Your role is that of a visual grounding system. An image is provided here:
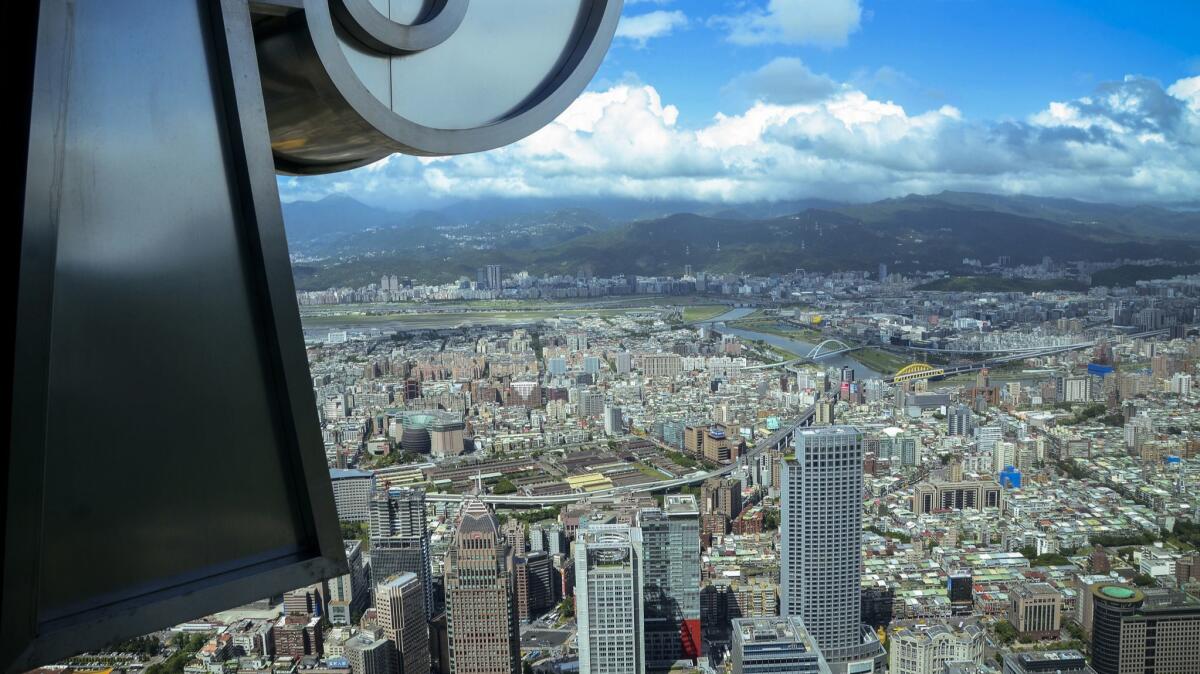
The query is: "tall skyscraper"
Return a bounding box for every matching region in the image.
[639,495,701,667]
[781,426,885,674]
[444,498,520,674]
[376,573,431,674]
[576,524,645,674]
[486,264,503,291]
[370,487,434,621]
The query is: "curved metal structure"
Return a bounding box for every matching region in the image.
[7,0,623,670]
[807,338,852,358]
[892,362,945,383]
[254,0,624,173]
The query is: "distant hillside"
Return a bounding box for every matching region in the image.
[913,277,1089,293]
[281,192,1200,290]
[1091,264,1200,287]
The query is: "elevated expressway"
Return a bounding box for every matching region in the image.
[425,405,817,506]
[885,328,1170,384]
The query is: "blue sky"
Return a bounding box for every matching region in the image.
[599,0,1199,124]
[280,0,1200,208]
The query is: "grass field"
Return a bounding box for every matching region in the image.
[853,348,910,375]
[681,304,728,322]
[727,317,824,343]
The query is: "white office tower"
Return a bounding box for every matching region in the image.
[575,524,645,674]
[376,572,430,674]
[604,404,624,436]
[781,426,885,674]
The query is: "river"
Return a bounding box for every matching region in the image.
[698,308,882,380]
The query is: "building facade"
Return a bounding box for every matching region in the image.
[781,426,885,673]
[329,540,370,625]
[575,524,646,674]
[888,624,984,674]
[377,572,430,674]
[1091,584,1200,674]
[370,487,434,621]
[444,499,520,674]
[639,495,702,667]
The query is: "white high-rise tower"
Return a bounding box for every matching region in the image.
[781,426,885,674]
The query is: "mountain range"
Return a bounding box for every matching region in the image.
[282,191,1200,290]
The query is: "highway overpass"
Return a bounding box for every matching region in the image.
[425,404,817,506]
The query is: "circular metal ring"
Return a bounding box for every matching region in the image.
[256,0,623,173]
[331,0,469,54]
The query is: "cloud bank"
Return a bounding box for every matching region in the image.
[616,10,688,46]
[278,73,1200,208]
[712,0,863,47]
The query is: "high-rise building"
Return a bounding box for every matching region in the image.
[639,495,702,667]
[329,540,370,625]
[513,551,556,622]
[377,573,431,674]
[947,404,973,437]
[615,352,632,374]
[370,487,434,621]
[701,477,742,521]
[1091,584,1200,674]
[344,634,395,674]
[575,524,646,674]
[604,404,624,436]
[485,264,503,291]
[731,617,832,674]
[579,389,606,418]
[781,426,885,673]
[640,353,682,378]
[330,468,375,523]
[430,415,466,458]
[444,499,520,674]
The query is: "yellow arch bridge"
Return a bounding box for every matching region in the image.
[890,362,946,383]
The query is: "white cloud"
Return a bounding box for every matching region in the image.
[1168,75,1200,112]
[713,0,862,47]
[616,10,687,46]
[279,74,1200,208]
[722,57,841,104]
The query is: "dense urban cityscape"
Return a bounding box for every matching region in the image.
[15,0,1200,672]
[43,261,1200,674]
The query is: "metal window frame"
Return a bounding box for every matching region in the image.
[2,2,346,670]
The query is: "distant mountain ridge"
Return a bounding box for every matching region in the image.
[281,191,1200,289]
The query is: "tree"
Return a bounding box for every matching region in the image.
[1133,573,1157,587]
[558,596,575,619]
[762,508,781,531]
[994,620,1018,645]
[1020,545,1037,560]
[494,478,518,495]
